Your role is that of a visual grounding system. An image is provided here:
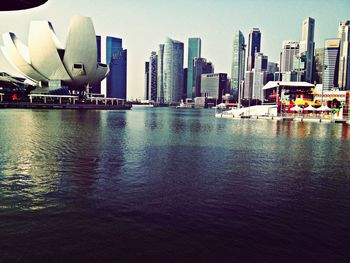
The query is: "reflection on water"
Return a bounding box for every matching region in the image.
[0,108,350,262]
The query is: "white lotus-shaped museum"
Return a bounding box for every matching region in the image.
[1,16,108,90]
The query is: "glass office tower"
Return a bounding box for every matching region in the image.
[187,38,201,99]
[148,51,158,101]
[106,36,127,99]
[247,28,261,71]
[231,30,245,101]
[299,17,315,83]
[163,37,184,104]
[144,61,149,100]
[157,44,164,103]
[323,38,341,91]
[91,36,127,98]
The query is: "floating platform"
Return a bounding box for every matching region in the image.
[0,102,132,110]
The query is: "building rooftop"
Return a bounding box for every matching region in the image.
[263,81,314,90]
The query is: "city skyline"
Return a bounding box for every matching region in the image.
[0,0,349,99]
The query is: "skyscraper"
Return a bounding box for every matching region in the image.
[148,51,158,101]
[187,38,201,98]
[106,37,122,64]
[93,36,127,98]
[247,28,261,71]
[252,52,268,102]
[231,30,245,101]
[157,44,164,103]
[323,38,340,91]
[338,21,350,90]
[243,71,254,100]
[299,17,315,83]
[314,48,325,84]
[281,40,299,73]
[183,68,188,99]
[163,37,184,104]
[193,57,214,97]
[106,36,127,99]
[144,61,149,100]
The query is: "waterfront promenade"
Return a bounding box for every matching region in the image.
[0,98,132,110]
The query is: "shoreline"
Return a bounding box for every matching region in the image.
[0,102,132,110]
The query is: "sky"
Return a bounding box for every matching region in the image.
[0,0,349,99]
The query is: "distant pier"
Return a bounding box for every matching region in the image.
[0,93,132,110]
[0,102,132,110]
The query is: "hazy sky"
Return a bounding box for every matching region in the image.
[0,0,349,99]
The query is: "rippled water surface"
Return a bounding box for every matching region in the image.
[0,108,350,262]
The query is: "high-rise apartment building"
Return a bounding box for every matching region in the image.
[162,37,184,104]
[231,30,245,101]
[247,28,261,71]
[338,21,350,90]
[323,39,341,91]
[187,38,201,98]
[148,51,158,101]
[299,17,315,83]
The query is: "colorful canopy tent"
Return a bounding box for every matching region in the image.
[304,105,316,111]
[316,105,332,111]
[290,105,303,111]
[294,99,314,106]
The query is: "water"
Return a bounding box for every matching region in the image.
[0,108,350,263]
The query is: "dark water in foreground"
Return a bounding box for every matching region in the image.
[0,108,350,263]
